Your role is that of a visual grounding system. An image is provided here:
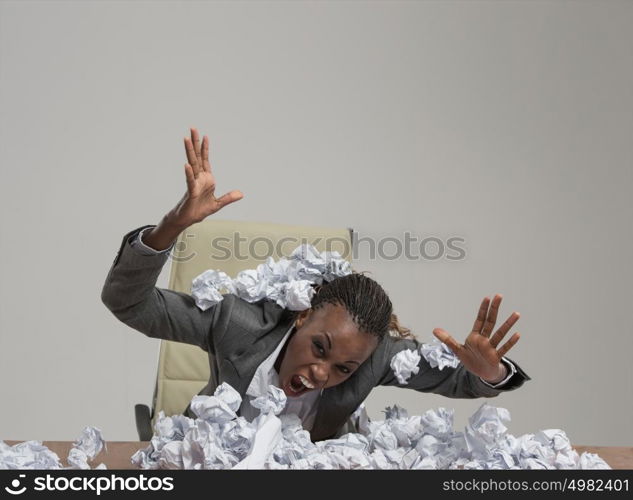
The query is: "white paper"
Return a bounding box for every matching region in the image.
[250,385,287,416]
[1,387,612,471]
[128,381,614,471]
[420,338,461,370]
[231,412,282,469]
[390,348,421,384]
[191,270,236,311]
[190,243,352,312]
[0,426,106,470]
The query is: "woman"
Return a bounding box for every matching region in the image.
[101,127,531,442]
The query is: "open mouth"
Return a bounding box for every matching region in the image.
[286,374,315,396]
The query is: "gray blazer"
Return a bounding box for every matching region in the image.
[101,224,532,441]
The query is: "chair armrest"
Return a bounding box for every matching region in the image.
[134,403,153,441]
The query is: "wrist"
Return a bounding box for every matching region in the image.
[140,211,189,252]
[164,207,193,231]
[483,362,508,384]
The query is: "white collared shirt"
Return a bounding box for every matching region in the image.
[238,322,322,431]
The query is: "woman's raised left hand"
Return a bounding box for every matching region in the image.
[432,294,521,383]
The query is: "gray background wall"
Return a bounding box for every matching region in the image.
[0,0,631,446]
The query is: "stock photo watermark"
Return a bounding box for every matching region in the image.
[163,230,467,263]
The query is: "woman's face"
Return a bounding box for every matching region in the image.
[275,302,379,398]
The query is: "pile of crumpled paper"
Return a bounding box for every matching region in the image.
[0,385,610,470]
[190,243,352,311]
[0,426,106,470]
[130,382,610,470]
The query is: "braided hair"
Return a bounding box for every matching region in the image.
[294,271,414,340]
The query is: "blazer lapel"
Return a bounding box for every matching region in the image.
[224,311,295,397]
[310,361,375,441]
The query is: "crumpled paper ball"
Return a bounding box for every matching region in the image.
[0,426,107,470]
[191,243,352,311]
[390,348,422,384]
[420,338,460,370]
[390,339,463,385]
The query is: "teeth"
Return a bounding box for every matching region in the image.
[299,375,314,389]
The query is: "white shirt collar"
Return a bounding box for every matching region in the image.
[245,322,296,398]
[241,320,322,430]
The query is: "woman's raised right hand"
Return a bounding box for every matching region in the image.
[171,127,244,227]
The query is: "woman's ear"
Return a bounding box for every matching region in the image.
[295,308,312,329]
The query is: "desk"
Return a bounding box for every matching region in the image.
[4,441,149,470]
[4,441,632,469]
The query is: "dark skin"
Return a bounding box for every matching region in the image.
[273,302,379,398]
[433,294,521,383]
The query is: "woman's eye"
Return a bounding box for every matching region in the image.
[313,340,325,356]
[338,366,350,374]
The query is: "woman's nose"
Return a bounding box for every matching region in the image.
[310,363,329,386]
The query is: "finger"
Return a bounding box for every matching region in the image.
[481,293,503,338]
[471,297,490,334]
[202,135,211,173]
[184,137,199,176]
[215,190,244,210]
[489,312,520,348]
[496,332,520,358]
[184,163,195,191]
[432,328,462,356]
[191,127,203,168]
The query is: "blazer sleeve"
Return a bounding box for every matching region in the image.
[100,224,230,353]
[375,335,532,398]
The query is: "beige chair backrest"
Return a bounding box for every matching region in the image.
[150,218,354,428]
